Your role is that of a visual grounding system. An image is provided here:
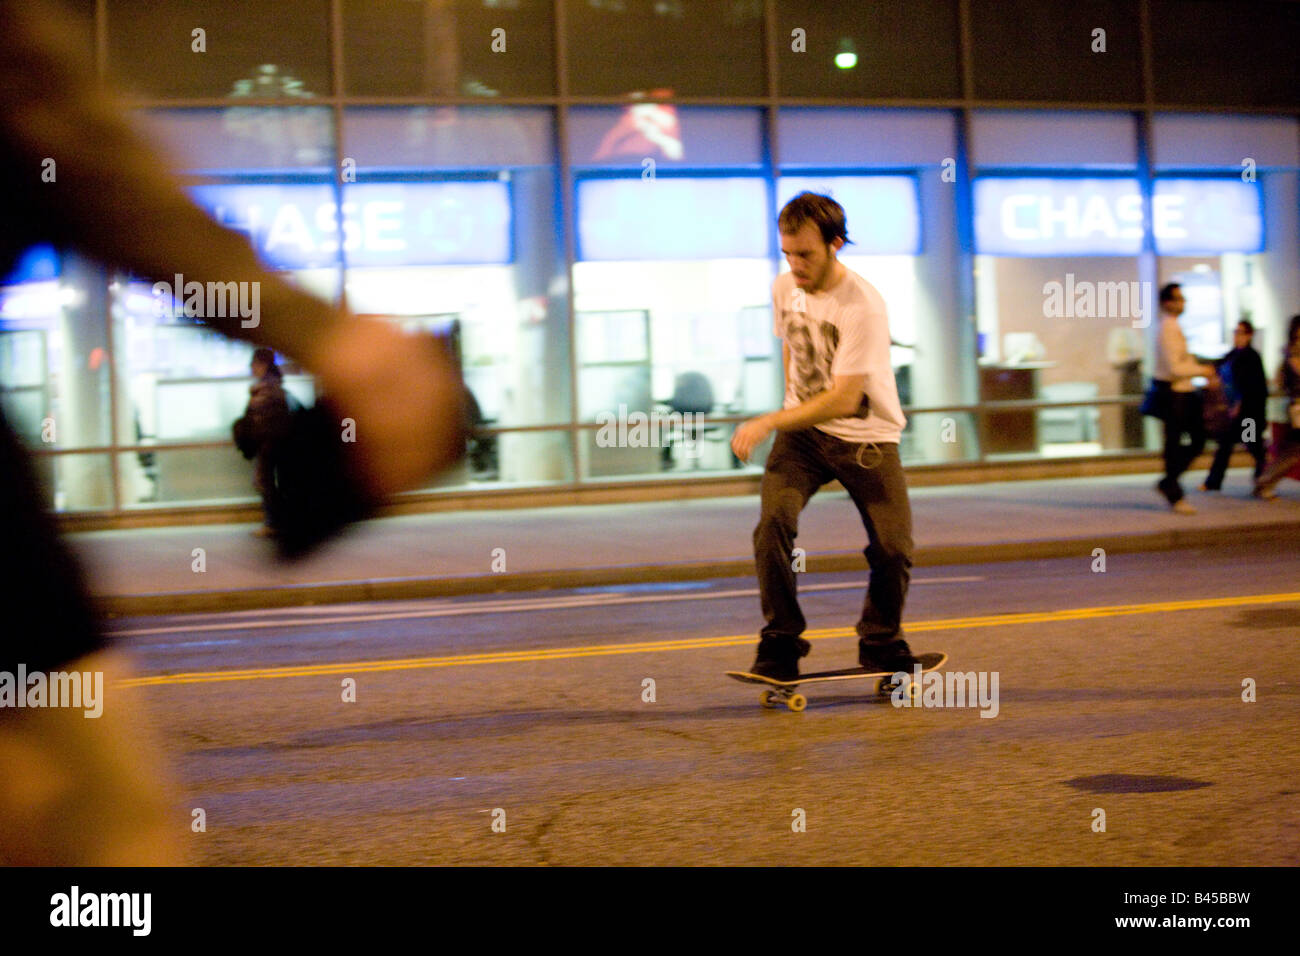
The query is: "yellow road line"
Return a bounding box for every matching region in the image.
[116,590,1300,689]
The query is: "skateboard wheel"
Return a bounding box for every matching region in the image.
[876,677,896,696]
[761,690,780,709]
[787,694,807,713]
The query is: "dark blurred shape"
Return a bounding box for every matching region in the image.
[266,398,371,559]
[1151,0,1300,108]
[776,0,961,99]
[565,0,764,97]
[968,0,1143,103]
[270,331,467,559]
[342,0,556,97]
[1066,773,1211,793]
[105,0,332,100]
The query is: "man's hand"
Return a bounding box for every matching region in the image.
[731,414,774,464]
[306,317,467,499]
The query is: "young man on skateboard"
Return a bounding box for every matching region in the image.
[731,192,916,682]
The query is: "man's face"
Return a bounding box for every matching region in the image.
[1234,324,1252,347]
[1163,287,1186,317]
[781,222,841,293]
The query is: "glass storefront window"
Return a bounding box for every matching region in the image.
[777,108,971,466]
[0,250,114,510]
[969,0,1143,103]
[107,0,333,100]
[973,248,1146,458]
[563,0,765,98]
[110,108,338,507]
[1151,0,1300,109]
[13,0,1300,521]
[110,277,316,507]
[570,106,768,480]
[341,107,568,488]
[1152,115,1300,412]
[775,0,961,100]
[342,0,556,97]
[972,175,1149,457]
[970,111,1147,459]
[900,411,979,466]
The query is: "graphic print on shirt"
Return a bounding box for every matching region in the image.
[783,310,869,418]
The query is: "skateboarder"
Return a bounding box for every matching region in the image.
[731,192,916,682]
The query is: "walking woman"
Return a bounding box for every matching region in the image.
[235,348,295,535]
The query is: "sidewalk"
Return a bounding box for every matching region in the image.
[71,471,1300,616]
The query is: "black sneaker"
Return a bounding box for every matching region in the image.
[748,656,800,683]
[858,638,916,674]
[748,635,810,682]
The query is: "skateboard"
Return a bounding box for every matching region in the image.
[726,652,948,712]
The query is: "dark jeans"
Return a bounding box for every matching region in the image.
[753,428,913,659]
[1204,411,1267,489]
[1159,391,1205,504]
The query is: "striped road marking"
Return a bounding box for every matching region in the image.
[117,590,1300,688]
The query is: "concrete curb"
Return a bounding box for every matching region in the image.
[94,519,1300,618]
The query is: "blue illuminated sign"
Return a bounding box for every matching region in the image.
[4,244,59,284]
[577,177,769,260]
[1151,179,1263,256]
[777,177,921,255]
[189,181,512,269]
[974,177,1263,256]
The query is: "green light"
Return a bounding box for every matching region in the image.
[835,51,857,69]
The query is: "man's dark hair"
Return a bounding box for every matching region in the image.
[778,191,852,246]
[1158,282,1181,305]
[251,347,281,377]
[1237,319,1254,335]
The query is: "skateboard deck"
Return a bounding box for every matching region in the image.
[726,652,948,712]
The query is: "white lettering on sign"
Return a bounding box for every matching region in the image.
[978,177,1260,255]
[219,200,409,258]
[1151,193,1187,239]
[999,191,1149,242]
[266,203,315,254]
[363,200,406,252]
[314,202,363,253]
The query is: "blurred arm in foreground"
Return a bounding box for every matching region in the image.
[0,0,465,864]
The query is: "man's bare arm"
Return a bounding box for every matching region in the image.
[731,373,866,462]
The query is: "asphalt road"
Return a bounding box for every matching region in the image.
[108,539,1300,866]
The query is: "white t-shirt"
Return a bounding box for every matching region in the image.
[772,267,906,444]
[1153,313,1204,393]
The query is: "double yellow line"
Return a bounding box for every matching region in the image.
[118,591,1300,689]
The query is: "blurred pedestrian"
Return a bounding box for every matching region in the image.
[234,348,297,536]
[1201,319,1268,492]
[1151,283,1217,514]
[1253,315,1300,500]
[0,0,464,864]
